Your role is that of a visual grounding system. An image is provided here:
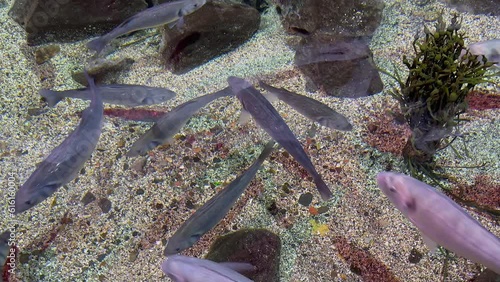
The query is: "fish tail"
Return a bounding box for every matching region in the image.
[314,177,333,201]
[87,37,107,53]
[39,89,62,107]
[258,141,276,161]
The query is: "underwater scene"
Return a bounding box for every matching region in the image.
[0,0,499,281]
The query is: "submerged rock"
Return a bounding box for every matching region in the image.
[294,36,383,97]
[206,229,281,282]
[439,0,500,16]
[160,0,260,74]
[273,0,384,38]
[8,0,147,45]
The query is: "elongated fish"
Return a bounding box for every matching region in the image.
[228,76,333,201]
[40,84,176,107]
[15,72,104,214]
[87,0,206,53]
[162,255,254,282]
[165,141,275,255]
[467,39,500,68]
[127,87,233,157]
[376,172,500,274]
[258,81,353,131]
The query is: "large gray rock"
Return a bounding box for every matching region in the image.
[272,0,385,98]
[8,0,147,45]
[160,0,260,74]
[294,36,383,98]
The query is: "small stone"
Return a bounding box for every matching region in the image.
[135,189,145,195]
[81,191,96,206]
[72,58,135,86]
[298,192,313,206]
[98,198,112,213]
[408,248,423,264]
[34,44,60,64]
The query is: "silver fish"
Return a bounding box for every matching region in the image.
[258,81,353,131]
[127,87,233,157]
[15,72,104,213]
[87,0,207,53]
[228,76,333,201]
[165,141,275,255]
[162,255,254,282]
[40,84,176,107]
[466,39,500,68]
[377,172,500,274]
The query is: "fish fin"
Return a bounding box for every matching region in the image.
[169,17,184,30]
[39,89,62,107]
[421,232,438,253]
[218,262,255,273]
[87,37,107,53]
[238,109,252,125]
[314,178,333,201]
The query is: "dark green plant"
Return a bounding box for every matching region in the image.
[382,14,496,179]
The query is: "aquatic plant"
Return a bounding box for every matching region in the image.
[382,14,496,178]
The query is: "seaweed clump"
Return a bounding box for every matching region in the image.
[384,15,495,178]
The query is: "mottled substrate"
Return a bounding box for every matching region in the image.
[0,1,499,282]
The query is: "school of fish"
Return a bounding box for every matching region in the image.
[4,1,500,281]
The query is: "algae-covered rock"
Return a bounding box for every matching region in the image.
[206,229,281,282]
[160,0,260,74]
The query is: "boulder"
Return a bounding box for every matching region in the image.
[206,229,281,282]
[160,0,260,74]
[8,0,147,45]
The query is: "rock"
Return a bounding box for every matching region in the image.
[72,57,135,86]
[298,192,313,206]
[98,198,112,213]
[8,0,147,45]
[439,0,500,16]
[273,0,384,38]
[206,229,281,282]
[295,36,383,97]
[160,0,260,74]
[34,44,60,64]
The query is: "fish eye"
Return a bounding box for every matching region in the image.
[389,186,397,193]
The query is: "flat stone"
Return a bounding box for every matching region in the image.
[160,0,260,74]
[206,229,281,282]
[8,0,147,45]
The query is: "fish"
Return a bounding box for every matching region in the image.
[161,255,254,282]
[15,72,104,214]
[40,84,176,107]
[376,172,500,274]
[127,87,233,157]
[87,0,207,53]
[165,141,275,255]
[228,76,333,201]
[258,81,353,131]
[293,38,371,66]
[466,39,500,68]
